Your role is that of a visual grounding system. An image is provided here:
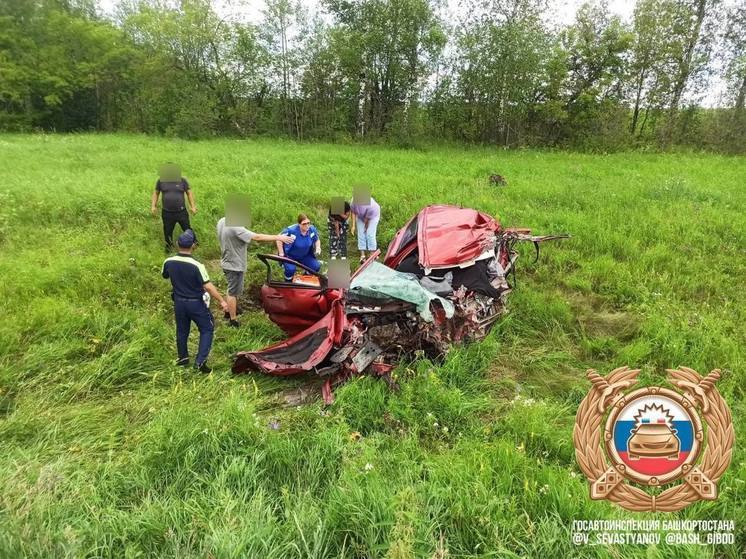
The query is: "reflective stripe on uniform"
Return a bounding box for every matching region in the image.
[163,254,210,283]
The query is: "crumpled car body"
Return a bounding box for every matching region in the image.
[384,205,503,272]
[257,254,342,336]
[233,205,567,403]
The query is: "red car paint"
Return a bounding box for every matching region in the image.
[256,254,341,336]
[384,205,501,270]
[233,297,347,376]
[260,283,341,335]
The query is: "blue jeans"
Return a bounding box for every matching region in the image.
[356,216,379,251]
[282,254,321,281]
[174,298,214,366]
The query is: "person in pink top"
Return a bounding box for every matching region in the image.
[350,196,380,263]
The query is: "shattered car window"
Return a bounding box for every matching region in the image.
[390,216,418,258]
[349,261,455,322]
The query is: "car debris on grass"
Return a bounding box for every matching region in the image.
[233,205,569,403]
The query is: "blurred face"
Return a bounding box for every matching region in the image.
[159,163,181,182]
[299,218,311,234]
[225,194,250,227]
[353,185,371,206]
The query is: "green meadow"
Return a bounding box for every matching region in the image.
[0,134,743,558]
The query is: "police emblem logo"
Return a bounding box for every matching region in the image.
[573,367,734,512]
[605,389,701,485]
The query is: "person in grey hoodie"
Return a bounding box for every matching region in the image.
[217,216,293,327]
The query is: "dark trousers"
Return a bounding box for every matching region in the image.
[162,209,191,249]
[328,218,348,258]
[282,254,321,280]
[174,298,214,366]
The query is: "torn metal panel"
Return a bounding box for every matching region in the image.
[351,340,383,372]
[233,206,569,403]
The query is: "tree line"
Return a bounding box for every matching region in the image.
[1,0,744,152]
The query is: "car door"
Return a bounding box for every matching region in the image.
[257,254,341,335]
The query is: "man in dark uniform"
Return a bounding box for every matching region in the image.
[161,230,228,373]
[151,164,198,251]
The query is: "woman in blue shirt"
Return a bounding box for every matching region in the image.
[276,213,322,281]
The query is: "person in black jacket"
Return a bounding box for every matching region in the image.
[151,164,198,251]
[161,230,228,373]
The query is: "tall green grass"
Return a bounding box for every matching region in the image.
[0,134,743,557]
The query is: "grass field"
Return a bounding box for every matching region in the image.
[0,133,744,558]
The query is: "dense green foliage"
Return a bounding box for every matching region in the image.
[1,0,745,152]
[0,134,744,557]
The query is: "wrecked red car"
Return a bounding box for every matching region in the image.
[233,205,567,403]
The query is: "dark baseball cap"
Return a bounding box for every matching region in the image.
[177,229,197,248]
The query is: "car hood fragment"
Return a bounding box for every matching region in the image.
[386,205,501,272]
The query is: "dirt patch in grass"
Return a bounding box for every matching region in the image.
[273,379,325,407]
[578,310,639,339]
[563,291,641,340]
[242,282,264,309]
[487,357,584,401]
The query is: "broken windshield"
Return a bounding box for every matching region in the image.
[349,261,455,322]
